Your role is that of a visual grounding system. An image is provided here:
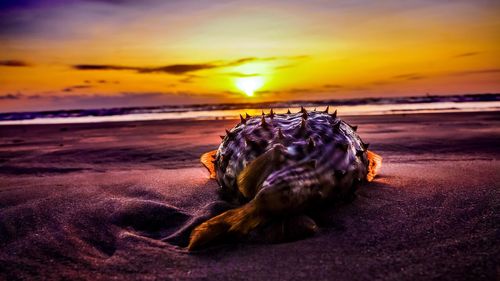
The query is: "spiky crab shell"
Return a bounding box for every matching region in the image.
[214,109,370,202]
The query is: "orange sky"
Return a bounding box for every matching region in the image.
[0,0,499,112]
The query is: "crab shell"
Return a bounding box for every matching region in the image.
[213,108,371,204]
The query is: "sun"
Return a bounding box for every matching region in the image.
[236,77,264,97]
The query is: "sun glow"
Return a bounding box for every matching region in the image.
[236,77,264,97]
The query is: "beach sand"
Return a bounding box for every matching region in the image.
[0,112,499,280]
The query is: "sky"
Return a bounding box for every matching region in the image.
[0,0,499,112]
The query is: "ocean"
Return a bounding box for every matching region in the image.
[1,93,498,125]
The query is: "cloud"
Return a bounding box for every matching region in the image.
[257,87,325,97]
[0,93,23,99]
[363,73,427,87]
[73,62,217,75]
[274,56,310,70]
[5,91,231,112]
[178,74,200,84]
[223,56,302,66]
[72,55,308,75]
[0,60,31,67]
[274,64,297,70]
[83,79,119,84]
[259,82,376,98]
[223,72,261,78]
[392,73,426,80]
[347,86,372,91]
[323,84,344,89]
[73,64,136,71]
[0,92,43,100]
[453,52,480,58]
[452,68,500,75]
[62,85,92,92]
[141,63,219,74]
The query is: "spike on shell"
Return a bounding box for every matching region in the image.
[239,114,246,124]
[298,118,307,133]
[331,110,337,119]
[269,108,275,119]
[351,125,358,132]
[324,106,329,113]
[219,135,225,140]
[261,115,268,127]
[225,129,235,140]
[307,137,315,151]
[287,109,291,114]
[300,106,307,114]
[245,113,251,119]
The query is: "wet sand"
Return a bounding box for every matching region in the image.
[0,111,499,280]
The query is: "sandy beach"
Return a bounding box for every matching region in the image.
[0,111,498,280]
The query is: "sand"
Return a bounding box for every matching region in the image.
[0,112,499,280]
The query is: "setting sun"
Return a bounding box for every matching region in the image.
[236,77,264,97]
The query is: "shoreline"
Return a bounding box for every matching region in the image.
[1,100,499,125]
[0,109,498,127]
